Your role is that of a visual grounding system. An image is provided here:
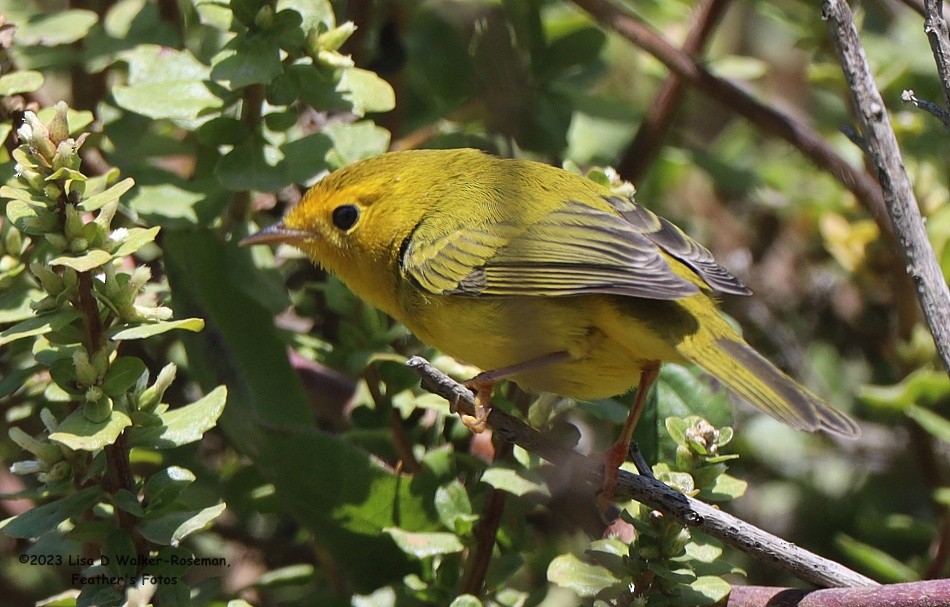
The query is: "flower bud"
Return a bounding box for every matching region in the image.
[73,349,99,387]
[48,101,70,144]
[83,395,113,423]
[317,22,357,52]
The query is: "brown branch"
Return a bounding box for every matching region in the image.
[822,0,950,372]
[226,83,266,231]
[406,356,877,589]
[459,441,511,596]
[619,0,732,182]
[898,0,929,19]
[570,0,889,226]
[727,580,950,607]
[924,0,950,111]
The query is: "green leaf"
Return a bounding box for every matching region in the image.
[215,136,287,192]
[537,26,606,80]
[164,230,438,592]
[0,70,44,95]
[276,0,334,31]
[339,67,396,115]
[112,46,222,123]
[79,178,134,212]
[196,117,252,146]
[131,386,227,448]
[113,81,224,122]
[115,489,146,517]
[434,481,475,531]
[835,535,918,583]
[110,226,160,258]
[17,10,98,45]
[280,132,334,185]
[126,180,228,229]
[547,553,617,597]
[144,467,196,511]
[685,539,723,564]
[324,120,391,169]
[49,408,132,451]
[101,356,147,397]
[0,309,80,347]
[122,44,211,85]
[701,472,747,502]
[256,564,315,588]
[383,528,464,559]
[5,199,58,235]
[0,487,103,538]
[138,503,226,546]
[108,318,205,340]
[449,596,482,607]
[210,36,283,89]
[35,107,96,135]
[0,287,43,324]
[905,405,950,442]
[670,576,732,606]
[49,249,112,272]
[481,467,550,498]
[861,369,950,412]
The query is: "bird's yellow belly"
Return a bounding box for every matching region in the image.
[400,294,687,400]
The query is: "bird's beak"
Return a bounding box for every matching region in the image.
[239,222,313,247]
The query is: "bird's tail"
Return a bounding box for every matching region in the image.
[680,330,860,438]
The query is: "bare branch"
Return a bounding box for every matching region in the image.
[823,0,950,373]
[619,0,732,182]
[924,0,950,110]
[406,356,878,589]
[901,89,950,129]
[728,580,950,607]
[570,0,890,229]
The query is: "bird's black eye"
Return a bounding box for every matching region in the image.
[331,205,360,231]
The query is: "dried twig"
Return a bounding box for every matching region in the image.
[727,580,950,607]
[822,0,950,372]
[619,0,732,182]
[901,89,950,129]
[924,0,950,111]
[570,0,890,227]
[406,356,878,589]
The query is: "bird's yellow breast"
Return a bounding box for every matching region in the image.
[389,290,689,400]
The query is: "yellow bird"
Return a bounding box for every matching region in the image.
[243,148,859,501]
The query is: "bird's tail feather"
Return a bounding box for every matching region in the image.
[682,334,860,438]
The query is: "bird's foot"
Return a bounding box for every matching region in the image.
[596,440,653,511]
[458,375,494,434]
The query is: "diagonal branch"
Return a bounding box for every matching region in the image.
[924,0,950,111]
[822,0,950,373]
[570,0,890,228]
[619,0,732,182]
[406,356,878,589]
[728,580,950,607]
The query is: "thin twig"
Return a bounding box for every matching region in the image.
[898,0,928,19]
[406,356,878,589]
[901,89,950,129]
[619,0,732,182]
[822,0,950,373]
[363,365,421,473]
[570,0,890,230]
[924,0,950,112]
[459,441,511,596]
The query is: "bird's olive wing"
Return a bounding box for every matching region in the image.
[400,197,750,300]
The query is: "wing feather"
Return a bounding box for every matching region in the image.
[401,195,749,300]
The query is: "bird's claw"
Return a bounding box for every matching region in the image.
[460,377,494,434]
